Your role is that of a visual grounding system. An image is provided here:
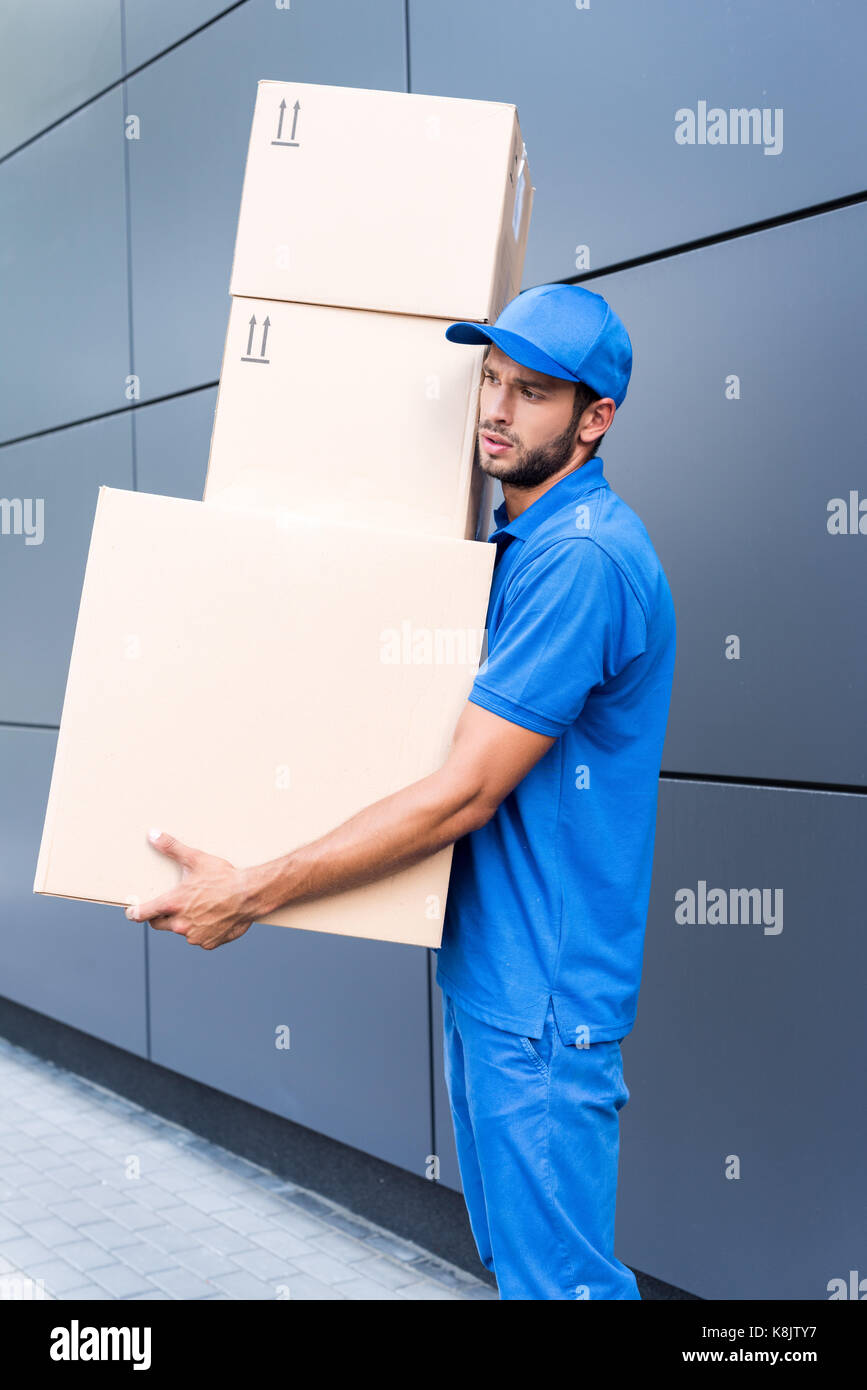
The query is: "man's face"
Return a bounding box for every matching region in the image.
[477,345,584,488]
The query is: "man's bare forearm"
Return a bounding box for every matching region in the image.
[239,763,489,920]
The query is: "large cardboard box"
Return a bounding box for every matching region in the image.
[229,80,533,322]
[203,296,488,539]
[34,489,494,948]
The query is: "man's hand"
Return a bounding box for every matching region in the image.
[125,830,254,950]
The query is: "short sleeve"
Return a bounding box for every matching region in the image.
[468,539,648,736]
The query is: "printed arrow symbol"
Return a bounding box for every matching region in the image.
[246,315,257,356]
[290,100,300,141]
[260,316,271,358]
[276,98,286,141]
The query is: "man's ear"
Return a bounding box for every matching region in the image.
[581,397,616,445]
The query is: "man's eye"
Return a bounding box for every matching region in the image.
[482,372,540,400]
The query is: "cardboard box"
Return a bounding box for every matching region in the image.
[34,488,495,948]
[203,296,488,540]
[229,79,534,322]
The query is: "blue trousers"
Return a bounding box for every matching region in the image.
[441,988,641,1300]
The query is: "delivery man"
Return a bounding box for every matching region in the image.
[127,283,677,1302]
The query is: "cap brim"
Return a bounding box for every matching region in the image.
[444,323,580,384]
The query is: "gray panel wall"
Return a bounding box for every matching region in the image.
[148,927,431,1176]
[0,0,122,158]
[588,204,867,787]
[409,0,867,277]
[0,88,129,443]
[0,729,148,1056]
[122,0,234,74]
[617,780,866,1300]
[133,388,216,499]
[0,415,134,725]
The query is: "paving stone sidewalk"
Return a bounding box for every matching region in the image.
[0,1036,495,1301]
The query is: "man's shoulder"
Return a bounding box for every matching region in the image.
[536,475,654,547]
[515,482,670,626]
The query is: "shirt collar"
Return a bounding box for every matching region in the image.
[489,454,608,543]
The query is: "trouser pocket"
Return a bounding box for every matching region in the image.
[519,1033,550,1079]
[518,997,557,1079]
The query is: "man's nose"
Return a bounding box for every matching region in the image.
[484,384,513,424]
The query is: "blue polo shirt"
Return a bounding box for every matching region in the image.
[435,453,676,1045]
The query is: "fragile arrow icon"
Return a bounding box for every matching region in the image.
[272,96,300,147]
[243,314,270,362]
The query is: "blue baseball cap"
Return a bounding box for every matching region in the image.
[445,283,633,407]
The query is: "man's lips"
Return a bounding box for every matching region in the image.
[481,433,514,455]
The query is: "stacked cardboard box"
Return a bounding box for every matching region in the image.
[34,80,534,948]
[207,80,533,537]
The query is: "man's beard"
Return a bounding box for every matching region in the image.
[477,413,582,489]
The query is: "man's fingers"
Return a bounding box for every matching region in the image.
[160,917,190,935]
[126,892,178,922]
[145,914,177,932]
[147,828,201,870]
[135,912,188,934]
